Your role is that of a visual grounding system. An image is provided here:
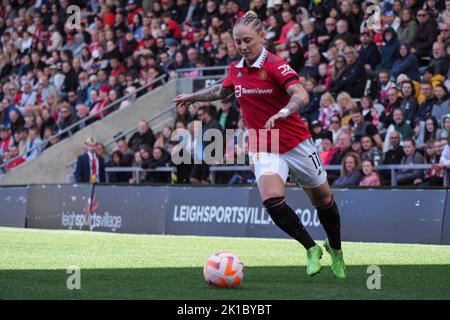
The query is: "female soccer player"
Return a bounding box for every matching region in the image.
[173,12,346,278]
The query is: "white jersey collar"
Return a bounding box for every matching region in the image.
[236,47,268,69]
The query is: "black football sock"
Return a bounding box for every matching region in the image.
[263,197,316,250]
[316,196,342,250]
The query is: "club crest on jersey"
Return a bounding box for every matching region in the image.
[258,70,267,80]
[277,64,296,77]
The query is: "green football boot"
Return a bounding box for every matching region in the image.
[306,245,323,277]
[324,239,346,279]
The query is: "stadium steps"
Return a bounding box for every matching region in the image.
[0,80,176,185]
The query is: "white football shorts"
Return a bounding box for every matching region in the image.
[249,137,327,188]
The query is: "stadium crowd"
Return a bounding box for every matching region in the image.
[1,0,450,187]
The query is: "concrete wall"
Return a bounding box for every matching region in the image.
[0,80,176,185]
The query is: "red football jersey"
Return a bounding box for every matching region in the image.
[221,48,311,154]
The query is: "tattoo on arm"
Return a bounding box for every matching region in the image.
[284,84,308,114]
[191,84,234,102]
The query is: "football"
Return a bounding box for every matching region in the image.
[203,251,244,288]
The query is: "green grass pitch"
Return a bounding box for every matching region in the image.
[0,227,449,299]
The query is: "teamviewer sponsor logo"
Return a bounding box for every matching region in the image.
[234,85,273,98]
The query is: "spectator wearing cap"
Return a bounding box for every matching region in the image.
[75,137,106,183]
[216,97,239,131]
[391,42,420,82]
[412,9,439,59]
[358,29,381,73]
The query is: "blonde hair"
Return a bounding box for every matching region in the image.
[337,92,356,110]
[341,152,361,177]
[233,11,265,33]
[320,93,336,108]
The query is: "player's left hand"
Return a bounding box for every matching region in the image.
[264,113,288,130]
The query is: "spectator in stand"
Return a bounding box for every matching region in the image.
[376,27,399,71]
[329,46,365,98]
[74,137,106,184]
[332,152,362,187]
[5,145,25,171]
[396,139,426,185]
[416,82,435,122]
[399,80,419,124]
[412,9,439,60]
[397,8,418,44]
[216,97,239,131]
[358,28,380,74]
[128,120,156,152]
[106,150,132,184]
[320,135,337,166]
[429,41,450,76]
[318,93,341,129]
[359,159,382,186]
[360,134,383,166]
[57,104,78,139]
[391,42,420,82]
[350,108,383,148]
[431,84,450,123]
[384,108,414,153]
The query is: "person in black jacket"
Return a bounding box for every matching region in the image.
[60,62,78,97]
[128,120,156,152]
[330,46,366,98]
[358,28,380,74]
[106,150,132,183]
[74,137,106,183]
[216,97,240,131]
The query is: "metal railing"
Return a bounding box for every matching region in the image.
[0,74,169,173]
[66,104,177,172]
[175,66,229,78]
[102,163,449,187]
[105,167,176,184]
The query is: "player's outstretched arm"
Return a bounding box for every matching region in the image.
[173,84,235,108]
[264,83,309,129]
